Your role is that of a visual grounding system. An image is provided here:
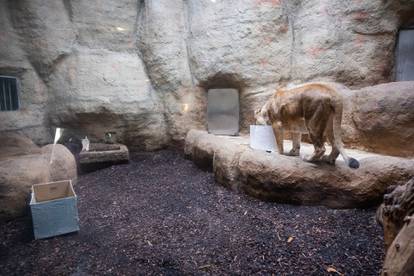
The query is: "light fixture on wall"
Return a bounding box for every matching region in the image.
[181,103,190,113]
[50,128,63,164]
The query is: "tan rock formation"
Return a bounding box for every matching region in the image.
[185,130,414,208]
[0,134,77,221]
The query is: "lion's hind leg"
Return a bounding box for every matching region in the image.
[303,133,326,162]
[302,103,329,163]
[287,132,301,156]
[321,116,340,165]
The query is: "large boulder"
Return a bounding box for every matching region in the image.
[47,48,168,151]
[8,0,76,78]
[344,82,414,157]
[0,134,77,221]
[0,133,41,160]
[42,144,77,182]
[239,148,413,208]
[185,130,414,208]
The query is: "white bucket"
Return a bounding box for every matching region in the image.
[250,125,277,152]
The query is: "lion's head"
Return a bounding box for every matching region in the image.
[254,102,270,125]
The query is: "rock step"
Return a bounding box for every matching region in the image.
[184,130,414,209]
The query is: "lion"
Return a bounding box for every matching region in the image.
[254,83,360,169]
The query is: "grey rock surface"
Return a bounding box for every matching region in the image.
[47,48,168,150]
[0,0,413,153]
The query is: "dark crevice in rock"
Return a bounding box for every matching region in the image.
[47,52,70,80]
[281,0,300,79]
[198,72,247,91]
[183,0,196,87]
[62,0,73,22]
[134,2,171,148]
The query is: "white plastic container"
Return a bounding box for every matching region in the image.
[250,125,277,152]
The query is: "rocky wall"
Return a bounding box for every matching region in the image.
[0,0,413,152]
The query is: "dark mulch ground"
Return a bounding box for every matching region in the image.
[0,150,384,275]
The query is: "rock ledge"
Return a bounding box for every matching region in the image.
[185,130,414,208]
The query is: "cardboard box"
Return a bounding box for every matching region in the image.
[30,180,79,239]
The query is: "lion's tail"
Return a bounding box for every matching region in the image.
[332,99,360,169]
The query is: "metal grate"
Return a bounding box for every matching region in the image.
[0,76,19,111]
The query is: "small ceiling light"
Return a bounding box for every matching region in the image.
[116,27,126,32]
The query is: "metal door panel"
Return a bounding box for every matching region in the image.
[207,89,239,136]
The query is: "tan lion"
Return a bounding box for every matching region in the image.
[255,83,360,169]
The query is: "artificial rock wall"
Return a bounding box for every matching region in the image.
[0,0,413,150]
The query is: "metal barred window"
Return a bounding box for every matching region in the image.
[0,76,19,111]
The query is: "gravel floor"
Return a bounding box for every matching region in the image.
[0,150,384,275]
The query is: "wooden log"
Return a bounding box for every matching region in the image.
[381,216,414,276]
[377,178,414,275]
[377,178,414,249]
[79,144,129,164]
[88,143,120,152]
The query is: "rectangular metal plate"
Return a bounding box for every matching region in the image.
[207,89,239,136]
[396,29,414,81]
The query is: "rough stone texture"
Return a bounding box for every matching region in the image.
[345,82,414,157]
[47,48,168,150]
[0,133,41,160]
[0,2,51,145]
[42,144,77,183]
[0,134,77,221]
[8,0,76,79]
[381,219,414,276]
[70,0,137,52]
[1,0,414,151]
[239,149,413,208]
[79,144,129,164]
[376,178,414,249]
[137,0,207,144]
[185,130,414,208]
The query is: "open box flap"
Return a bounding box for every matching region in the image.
[31,180,76,204]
